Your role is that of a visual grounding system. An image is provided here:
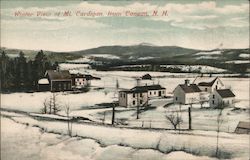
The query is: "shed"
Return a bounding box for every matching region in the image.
[235,121,250,134]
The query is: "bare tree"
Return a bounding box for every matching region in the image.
[52,93,60,114]
[41,93,61,115]
[166,111,183,130]
[41,98,48,114]
[64,103,72,136]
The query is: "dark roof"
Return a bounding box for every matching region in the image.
[46,70,71,80]
[198,77,218,87]
[119,89,147,94]
[132,84,166,91]
[179,84,201,93]
[71,73,85,78]
[71,73,101,80]
[236,121,250,129]
[119,84,165,94]
[142,74,152,80]
[216,89,235,98]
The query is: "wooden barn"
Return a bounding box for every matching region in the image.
[45,70,72,92]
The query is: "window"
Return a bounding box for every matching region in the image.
[154,91,156,95]
[64,83,67,89]
[133,93,135,98]
[120,93,122,98]
[213,95,215,99]
[150,92,152,95]
[123,94,125,98]
[212,100,215,104]
[133,101,136,105]
[176,97,178,101]
[140,100,143,104]
[140,93,142,97]
[205,88,207,92]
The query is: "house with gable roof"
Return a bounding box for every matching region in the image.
[209,89,235,108]
[173,79,201,104]
[193,76,225,93]
[132,84,166,98]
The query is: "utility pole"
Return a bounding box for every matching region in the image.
[136,93,140,119]
[103,111,106,124]
[111,104,115,125]
[188,107,192,130]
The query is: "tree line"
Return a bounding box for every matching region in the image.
[0,50,58,92]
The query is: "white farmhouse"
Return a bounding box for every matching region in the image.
[71,73,91,89]
[132,84,166,98]
[119,88,148,108]
[209,89,235,108]
[193,76,225,93]
[173,79,201,104]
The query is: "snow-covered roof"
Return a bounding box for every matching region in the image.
[38,78,49,84]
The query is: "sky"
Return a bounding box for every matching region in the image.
[1,0,249,51]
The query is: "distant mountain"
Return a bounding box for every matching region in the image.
[72,45,199,59]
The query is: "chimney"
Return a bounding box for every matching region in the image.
[185,79,190,86]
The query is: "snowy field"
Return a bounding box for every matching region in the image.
[160,65,227,73]
[1,115,249,160]
[1,63,249,160]
[225,60,249,64]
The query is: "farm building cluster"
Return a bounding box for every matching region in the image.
[38,68,100,92]
[119,75,235,109]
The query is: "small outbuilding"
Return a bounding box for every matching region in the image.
[235,121,250,134]
[38,78,50,91]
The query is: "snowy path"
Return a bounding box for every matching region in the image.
[1,110,249,160]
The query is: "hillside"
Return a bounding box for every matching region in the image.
[1,45,249,74]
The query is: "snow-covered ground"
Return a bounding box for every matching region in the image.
[3,117,218,160]
[1,64,249,133]
[1,64,249,159]
[195,51,222,55]
[89,54,120,59]
[1,113,249,160]
[239,53,249,58]
[225,60,249,64]
[160,65,227,73]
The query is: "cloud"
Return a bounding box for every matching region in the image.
[1,1,249,51]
